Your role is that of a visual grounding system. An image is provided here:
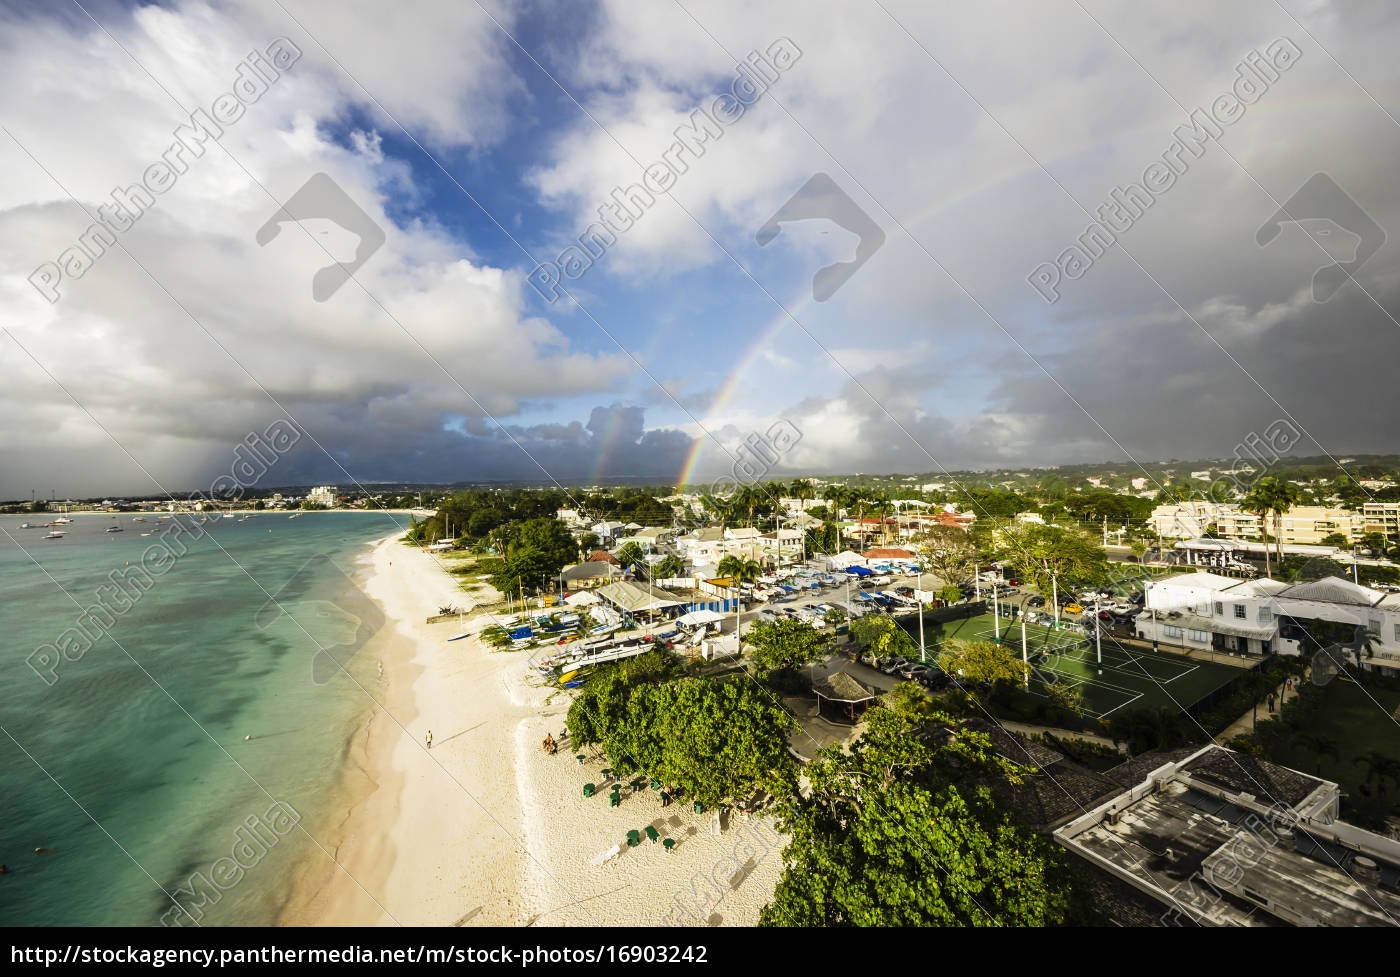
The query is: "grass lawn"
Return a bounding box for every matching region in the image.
[904,611,1239,720]
[1261,680,1400,827]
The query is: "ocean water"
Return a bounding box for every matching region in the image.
[0,511,407,926]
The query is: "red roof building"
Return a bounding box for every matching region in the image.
[586,550,620,565]
[862,547,916,560]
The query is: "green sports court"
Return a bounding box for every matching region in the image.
[903,611,1242,719]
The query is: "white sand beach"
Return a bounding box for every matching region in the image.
[280,533,784,926]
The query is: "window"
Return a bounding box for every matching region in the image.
[1164,625,1183,638]
[1234,604,1247,619]
[1188,629,1209,643]
[1258,606,1272,623]
[1394,623,1400,643]
[1369,619,1381,637]
[1214,601,1224,616]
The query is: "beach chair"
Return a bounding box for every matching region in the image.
[694,802,705,814]
[575,754,586,765]
[601,767,613,782]
[663,838,676,853]
[650,778,662,791]
[583,783,595,798]
[645,825,659,844]
[626,829,640,848]
[609,793,620,808]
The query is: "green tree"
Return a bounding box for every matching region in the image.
[615,541,645,570]
[936,639,1030,690]
[996,523,1108,594]
[914,525,979,590]
[1243,477,1301,578]
[744,618,831,677]
[652,554,686,579]
[1319,532,1350,549]
[760,704,1093,926]
[648,677,798,807]
[938,584,963,605]
[1353,751,1400,797]
[849,615,916,666]
[717,554,761,583]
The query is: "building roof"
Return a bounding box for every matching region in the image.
[863,547,916,559]
[1055,748,1400,927]
[813,671,876,703]
[1274,576,1383,607]
[1152,571,1244,592]
[687,527,724,543]
[560,562,622,582]
[1223,577,1291,597]
[725,527,761,540]
[586,550,620,565]
[594,580,685,613]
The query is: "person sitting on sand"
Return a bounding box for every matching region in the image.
[542,733,556,754]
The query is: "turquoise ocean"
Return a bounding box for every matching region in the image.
[0,511,407,925]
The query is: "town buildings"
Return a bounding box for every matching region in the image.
[1135,570,1400,676]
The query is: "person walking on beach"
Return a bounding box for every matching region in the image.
[425,729,432,750]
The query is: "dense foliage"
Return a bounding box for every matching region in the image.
[760,689,1095,926]
[566,652,797,807]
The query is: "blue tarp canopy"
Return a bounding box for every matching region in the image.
[844,566,873,577]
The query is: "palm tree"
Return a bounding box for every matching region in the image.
[1353,751,1400,797]
[872,496,896,545]
[1245,477,1302,577]
[717,554,761,584]
[1242,484,1274,578]
[1294,732,1340,774]
[789,478,815,508]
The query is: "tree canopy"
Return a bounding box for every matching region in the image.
[567,652,796,807]
[743,618,832,677]
[760,694,1094,926]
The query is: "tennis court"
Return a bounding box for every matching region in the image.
[908,611,1241,719]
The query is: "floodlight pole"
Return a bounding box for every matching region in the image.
[918,563,926,663]
[1021,616,1029,689]
[1052,571,1060,629]
[1095,617,1103,675]
[993,587,1001,645]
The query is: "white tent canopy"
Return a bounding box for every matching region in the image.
[564,590,602,606]
[828,550,867,569]
[678,609,724,627]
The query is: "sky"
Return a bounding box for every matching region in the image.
[2,0,1399,499]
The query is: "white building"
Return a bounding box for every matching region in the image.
[1135,570,1400,674]
[307,486,338,507]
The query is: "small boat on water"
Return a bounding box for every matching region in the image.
[106,526,123,533]
[222,513,235,519]
[44,531,65,539]
[19,522,34,529]
[132,517,146,523]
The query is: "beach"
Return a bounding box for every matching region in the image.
[280,534,785,926]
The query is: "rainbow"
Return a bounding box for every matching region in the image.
[675,288,816,490]
[669,86,1343,489]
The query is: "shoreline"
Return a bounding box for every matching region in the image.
[279,534,785,926]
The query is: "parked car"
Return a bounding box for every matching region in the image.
[1064,602,1084,614]
[1028,596,1046,607]
[880,657,910,675]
